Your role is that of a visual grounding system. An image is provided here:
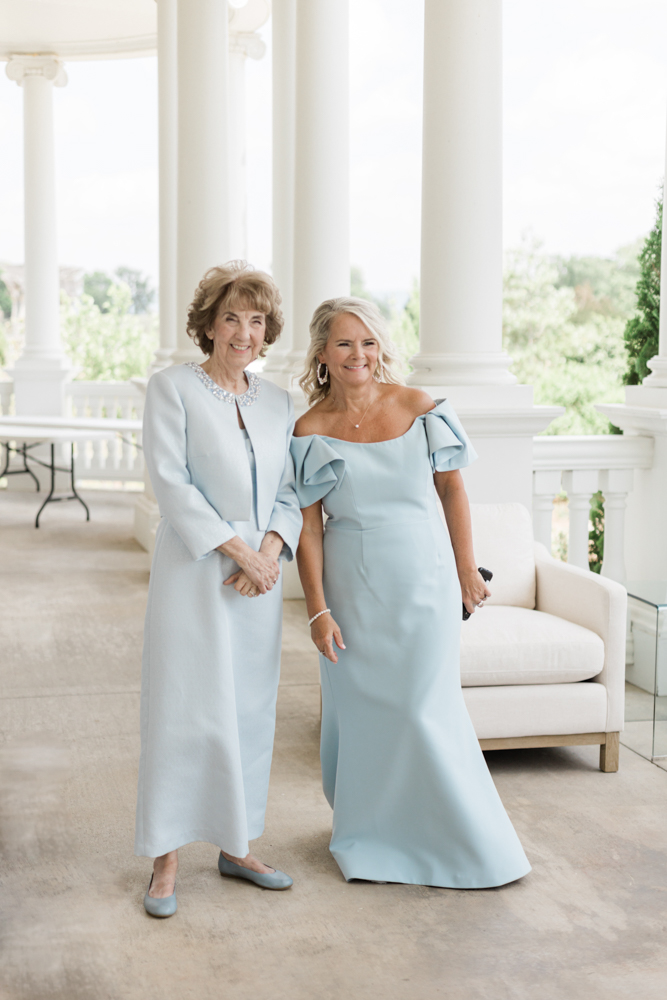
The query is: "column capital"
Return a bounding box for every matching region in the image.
[6,55,68,87]
[229,31,266,59]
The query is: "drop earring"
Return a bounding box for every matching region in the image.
[317,362,329,385]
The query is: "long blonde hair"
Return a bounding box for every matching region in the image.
[299,297,404,405]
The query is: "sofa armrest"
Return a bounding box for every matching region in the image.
[534,542,626,732]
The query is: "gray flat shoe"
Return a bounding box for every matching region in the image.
[143,875,177,917]
[218,852,293,890]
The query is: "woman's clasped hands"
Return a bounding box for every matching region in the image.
[219,533,283,598]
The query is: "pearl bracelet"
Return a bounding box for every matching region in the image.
[308,608,331,627]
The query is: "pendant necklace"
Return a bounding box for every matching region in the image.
[334,391,379,430]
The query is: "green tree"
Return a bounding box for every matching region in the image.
[115,267,155,314]
[388,278,419,364]
[83,270,113,312]
[502,237,630,435]
[61,283,157,381]
[350,265,391,319]
[0,278,11,319]
[83,267,155,316]
[623,197,662,384]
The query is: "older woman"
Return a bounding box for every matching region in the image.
[136,262,302,917]
[290,297,531,888]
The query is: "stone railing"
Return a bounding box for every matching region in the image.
[65,381,144,481]
[532,434,654,582]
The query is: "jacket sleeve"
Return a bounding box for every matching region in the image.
[265,394,303,561]
[143,372,238,561]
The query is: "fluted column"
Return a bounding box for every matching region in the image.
[172,0,231,364]
[288,0,349,371]
[263,0,296,383]
[6,55,70,415]
[150,0,178,375]
[408,0,515,388]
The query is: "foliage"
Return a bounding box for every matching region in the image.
[0,278,11,319]
[83,270,114,312]
[350,266,391,319]
[623,197,661,385]
[61,283,158,382]
[115,267,156,314]
[388,278,419,365]
[83,267,155,315]
[588,491,605,573]
[503,237,639,435]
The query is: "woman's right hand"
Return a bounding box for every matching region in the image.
[310,612,345,663]
[232,549,280,595]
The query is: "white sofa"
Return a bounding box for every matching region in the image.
[461,503,626,772]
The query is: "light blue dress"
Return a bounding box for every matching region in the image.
[135,365,301,860]
[290,400,531,888]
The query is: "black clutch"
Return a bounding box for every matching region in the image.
[462,567,493,620]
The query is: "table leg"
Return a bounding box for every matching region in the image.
[69,443,90,521]
[0,442,41,491]
[33,442,90,527]
[35,444,56,528]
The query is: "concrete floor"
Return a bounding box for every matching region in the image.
[0,489,666,1000]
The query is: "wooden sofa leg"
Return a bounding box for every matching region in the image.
[600,733,619,772]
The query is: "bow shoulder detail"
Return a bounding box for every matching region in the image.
[422,400,478,472]
[289,435,347,508]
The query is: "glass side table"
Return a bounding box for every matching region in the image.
[624,582,667,762]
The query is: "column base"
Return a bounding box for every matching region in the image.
[407,351,517,387]
[643,355,667,388]
[9,358,71,417]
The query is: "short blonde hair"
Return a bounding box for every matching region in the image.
[299,297,404,405]
[186,261,283,357]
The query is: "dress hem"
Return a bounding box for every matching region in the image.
[134,823,266,859]
[337,861,532,890]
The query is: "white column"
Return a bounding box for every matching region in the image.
[643,109,667,386]
[288,0,349,371]
[263,0,296,384]
[408,0,514,389]
[149,0,178,376]
[228,32,266,261]
[172,0,231,365]
[562,470,598,571]
[6,56,70,416]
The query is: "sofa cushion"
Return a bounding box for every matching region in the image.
[460,606,604,687]
[470,503,536,609]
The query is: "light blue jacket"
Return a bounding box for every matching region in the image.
[143,364,302,561]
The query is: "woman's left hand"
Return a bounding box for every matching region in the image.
[460,566,492,616]
[224,569,259,597]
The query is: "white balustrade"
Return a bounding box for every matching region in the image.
[532,435,654,582]
[66,381,145,482]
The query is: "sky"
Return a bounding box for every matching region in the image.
[1,0,666,300]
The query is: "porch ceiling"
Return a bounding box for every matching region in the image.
[0,0,271,61]
[0,0,157,61]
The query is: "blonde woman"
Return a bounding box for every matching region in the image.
[290,297,530,888]
[136,262,302,916]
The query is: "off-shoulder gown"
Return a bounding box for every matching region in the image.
[290,400,531,888]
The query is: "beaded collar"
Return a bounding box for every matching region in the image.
[185,362,261,406]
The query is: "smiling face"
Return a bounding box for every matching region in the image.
[206,302,266,370]
[319,313,380,390]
